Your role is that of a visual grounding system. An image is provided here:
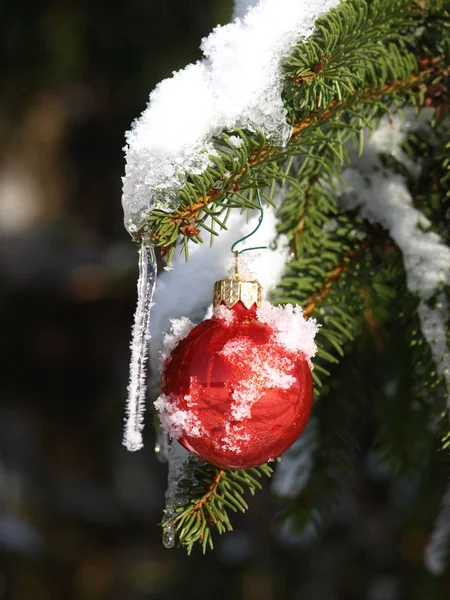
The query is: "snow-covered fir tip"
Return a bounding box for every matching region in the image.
[122,0,340,234]
[425,482,450,575]
[228,135,245,148]
[123,242,157,451]
[341,110,450,405]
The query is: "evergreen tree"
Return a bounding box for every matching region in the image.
[123,0,450,577]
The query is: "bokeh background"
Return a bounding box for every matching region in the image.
[0,2,448,599]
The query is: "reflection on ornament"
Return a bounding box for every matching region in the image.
[155,266,317,469]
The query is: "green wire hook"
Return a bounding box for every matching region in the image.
[230,165,267,255]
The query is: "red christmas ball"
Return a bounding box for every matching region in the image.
[156,301,314,469]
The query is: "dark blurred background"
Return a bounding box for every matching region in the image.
[0,2,446,599]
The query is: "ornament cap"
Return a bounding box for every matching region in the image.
[213,278,262,309]
[213,252,262,309]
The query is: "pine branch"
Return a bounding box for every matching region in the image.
[272,229,411,529]
[143,0,436,260]
[371,261,446,475]
[163,462,273,554]
[277,349,368,532]
[151,0,450,561]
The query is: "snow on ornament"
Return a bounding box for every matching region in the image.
[155,255,319,469]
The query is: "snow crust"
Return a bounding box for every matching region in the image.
[228,135,245,148]
[155,378,205,440]
[161,316,195,359]
[257,301,319,365]
[220,335,296,420]
[122,0,340,234]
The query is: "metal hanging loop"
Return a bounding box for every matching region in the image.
[230,166,268,256]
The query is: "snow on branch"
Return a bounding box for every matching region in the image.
[122,0,340,235]
[341,111,450,405]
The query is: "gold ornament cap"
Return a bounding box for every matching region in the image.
[213,253,262,309]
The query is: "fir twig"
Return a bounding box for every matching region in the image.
[163,462,273,553]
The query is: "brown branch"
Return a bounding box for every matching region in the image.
[303,264,349,317]
[291,75,420,138]
[171,468,225,529]
[192,469,225,512]
[303,245,365,317]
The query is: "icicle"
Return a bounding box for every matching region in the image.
[162,441,194,549]
[162,513,176,548]
[154,429,170,462]
[123,240,157,451]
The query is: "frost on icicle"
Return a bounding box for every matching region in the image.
[425,483,450,575]
[122,0,340,234]
[123,242,157,451]
[272,418,318,498]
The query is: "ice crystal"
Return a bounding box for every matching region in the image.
[257,301,319,366]
[220,335,296,420]
[212,304,236,326]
